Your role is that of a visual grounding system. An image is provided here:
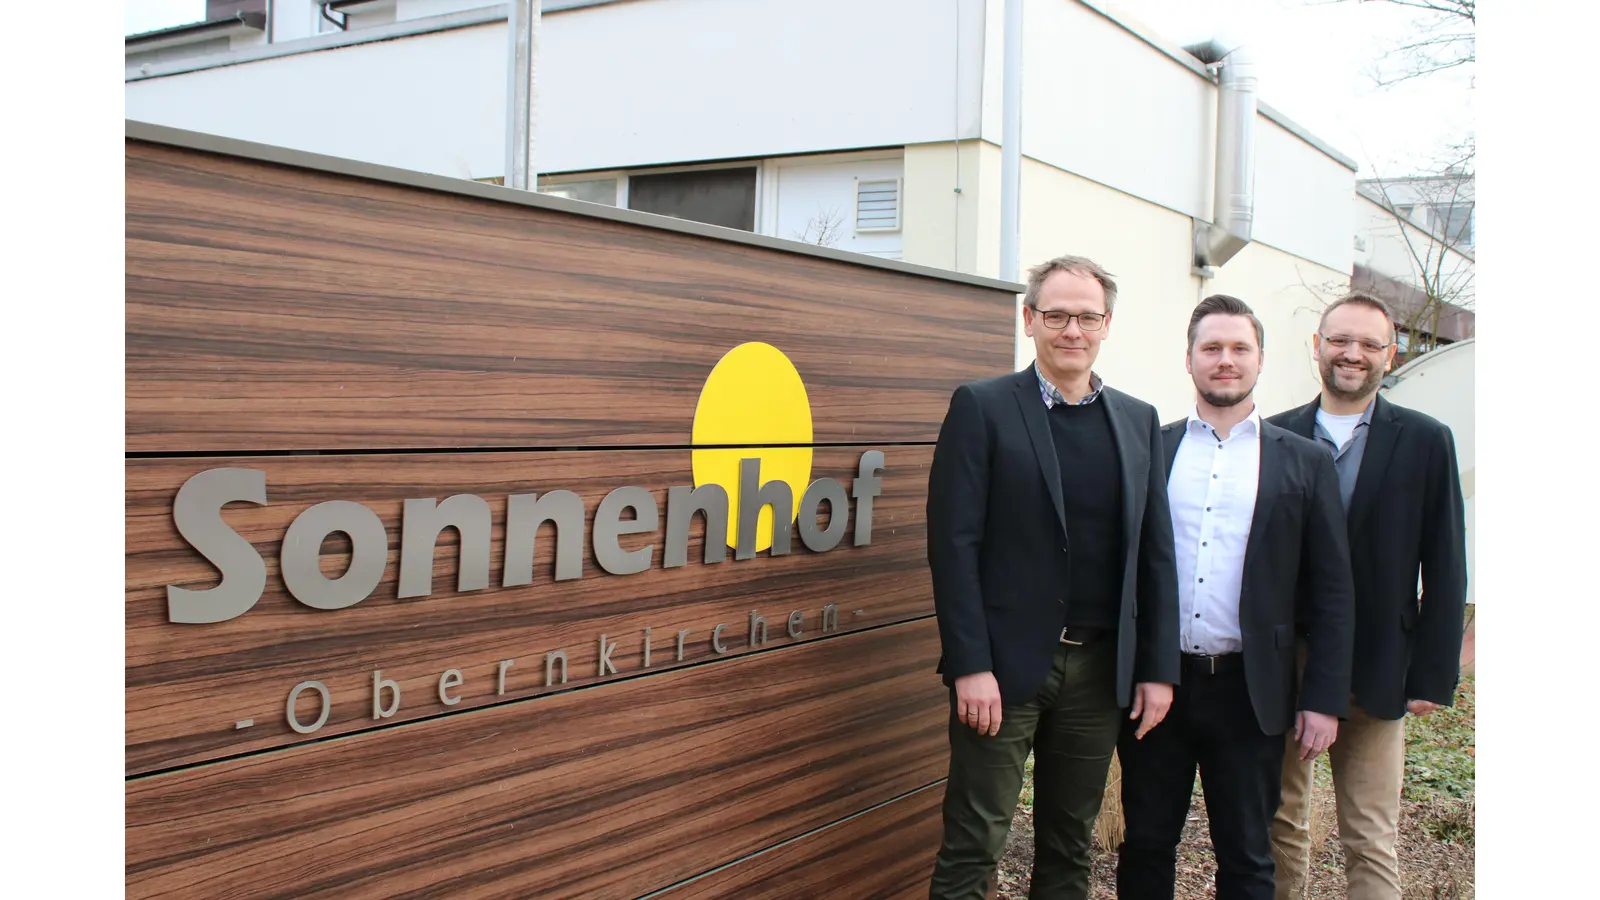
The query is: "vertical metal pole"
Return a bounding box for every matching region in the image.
[999,0,1022,282]
[504,0,541,190]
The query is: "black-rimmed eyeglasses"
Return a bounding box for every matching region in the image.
[1030,307,1106,331]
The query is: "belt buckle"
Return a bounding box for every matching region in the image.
[1060,627,1084,646]
[1208,655,1216,675]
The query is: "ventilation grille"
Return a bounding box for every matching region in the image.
[854,178,901,233]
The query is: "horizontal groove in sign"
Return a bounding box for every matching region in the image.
[125,439,938,461]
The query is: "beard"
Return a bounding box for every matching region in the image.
[1319,355,1382,401]
[1198,374,1255,408]
[1200,385,1254,408]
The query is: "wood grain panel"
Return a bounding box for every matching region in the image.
[125,140,1016,453]
[126,446,933,775]
[653,783,945,899]
[126,619,949,900]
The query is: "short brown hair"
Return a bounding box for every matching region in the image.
[1319,291,1396,337]
[1024,255,1119,313]
[1187,294,1264,351]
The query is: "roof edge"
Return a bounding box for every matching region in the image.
[124,119,1026,296]
[126,11,265,46]
[1072,0,1360,173]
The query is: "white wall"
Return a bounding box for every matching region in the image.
[760,153,906,260]
[979,0,1355,274]
[129,0,987,181]
[128,23,508,180]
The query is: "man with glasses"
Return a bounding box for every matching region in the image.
[1266,292,1468,900]
[927,255,1179,899]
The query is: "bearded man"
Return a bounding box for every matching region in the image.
[1115,294,1354,900]
[1266,292,1468,900]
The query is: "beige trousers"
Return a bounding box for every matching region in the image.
[1269,698,1406,900]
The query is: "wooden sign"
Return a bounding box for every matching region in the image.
[124,122,1019,899]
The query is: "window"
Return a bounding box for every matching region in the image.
[627,168,758,232]
[539,178,619,207]
[1429,203,1474,247]
[854,178,901,233]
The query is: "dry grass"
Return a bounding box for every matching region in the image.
[1093,754,1125,852]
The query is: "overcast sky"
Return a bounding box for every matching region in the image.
[125,0,1472,178]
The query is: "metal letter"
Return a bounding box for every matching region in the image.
[852,451,885,546]
[497,659,514,696]
[593,486,659,575]
[664,483,730,567]
[281,500,387,610]
[372,670,401,719]
[545,650,568,685]
[749,611,767,648]
[438,669,464,705]
[598,634,617,676]
[286,680,331,735]
[398,494,493,599]
[788,610,804,638]
[677,629,690,661]
[736,458,793,560]
[712,624,729,654]
[821,603,839,633]
[797,478,850,552]
[503,490,585,586]
[642,627,652,668]
[167,468,269,624]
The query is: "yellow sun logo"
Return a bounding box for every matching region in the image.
[690,342,814,552]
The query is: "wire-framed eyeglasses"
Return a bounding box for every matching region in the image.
[1320,333,1391,354]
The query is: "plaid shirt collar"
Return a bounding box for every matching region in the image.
[1034,361,1105,408]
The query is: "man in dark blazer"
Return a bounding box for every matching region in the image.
[1116,295,1355,900]
[1267,292,1468,900]
[926,255,1180,900]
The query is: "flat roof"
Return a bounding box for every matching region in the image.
[125,119,1027,296]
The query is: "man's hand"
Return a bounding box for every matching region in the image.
[1294,710,1339,761]
[954,671,1004,736]
[1129,682,1174,739]
[1407,699,1442,717]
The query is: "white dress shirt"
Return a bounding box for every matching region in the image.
[1168,406,1262,656]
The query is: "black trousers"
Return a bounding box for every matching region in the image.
[1115,659,1284,900]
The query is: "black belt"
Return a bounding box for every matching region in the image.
[1059,627,1108,646]
[1181,652,1243,676]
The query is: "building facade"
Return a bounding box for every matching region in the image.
[127,0,1366,420]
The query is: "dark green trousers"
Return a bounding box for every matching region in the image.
[928,637,1122,900]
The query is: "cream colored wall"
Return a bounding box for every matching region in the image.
[903,140,1002,279]
[903,147,1347,423]
[1205,241,1348,417]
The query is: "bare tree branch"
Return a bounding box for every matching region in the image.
[1319,0,1474,86]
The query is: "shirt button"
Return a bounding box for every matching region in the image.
[1206,506,1211,511]
[1194,644,1201,650]
[1198,578,1205,583]
[1194,613,1200,618]
[1213,474,1218,479]
[1202,541,1208,546]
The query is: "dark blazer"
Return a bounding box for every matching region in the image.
[927,368,1180,709]
[1268,394,1468,720]
[1161,417,1356,736]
